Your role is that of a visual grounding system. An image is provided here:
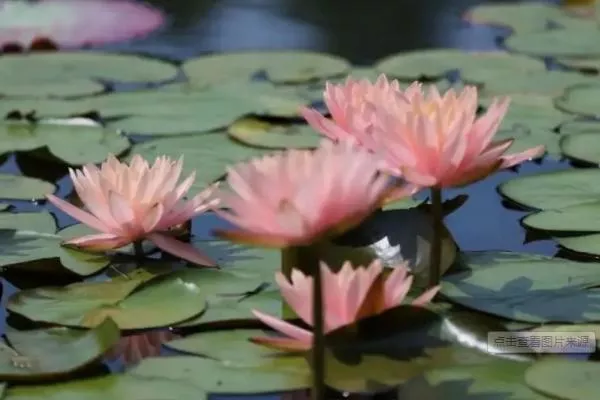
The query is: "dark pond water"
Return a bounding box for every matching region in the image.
[0,0,575,398]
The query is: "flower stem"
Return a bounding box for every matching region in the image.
[429,187,443,287]
[311,258,326,400]
[133,240,144,261]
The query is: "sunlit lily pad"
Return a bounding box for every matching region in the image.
[463,2,591,33]
[399,361,544,399]
[228,117,321,149]
[0,52,178,85]
[130,355,310,394]
[182,50,351,86]
[0,120,130,165]
[0,215,111,276]
[505,26,600,57]
[525,359,600,399]
[8,270,207,329]
[441,251,600,323]
[499,168,600,210]
[375,49,545,80]
[0,174,54,200]
[555,84,600,118]
[0,318,119,381]
[5,374,207,399]
[561,132,600,164]
[129,133,268,191]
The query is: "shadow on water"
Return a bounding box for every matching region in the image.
[0,0,569,398]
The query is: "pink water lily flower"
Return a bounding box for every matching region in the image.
[373,82,545,188]
[301,74,406,149]
[214,139,417,247]
[46,154,219,266]
[251,260,440,351]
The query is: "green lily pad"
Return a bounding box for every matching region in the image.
[505,26,600,57]
[0,78,105,98]
[8,270,207,330]
[129,355,310,394]
[5,374,207,399]
[0,52,178,85]
[557,233,600,256]
[555,84,600,118]
[128,132,268,191]
[463,2,593,33]
[499,168,600,210]
[0,98,86,118]
[399,361,544,399]
[557,56,600,73]
[375,49,545,80]
[0,318,119,381]
[441,251,600,323]
[182,50,351,86]
[523,200,600,232]
[494,125,555,158]
[0,173,54,200]
[561,132,600,164]
[528,323,600,349]
[0,214,111,276]
[560,120,600,135]
[165,329,278,361]
[477,70,596,97]
[0,121,130,165]
[228,117,321,149]
[525,359,600,400]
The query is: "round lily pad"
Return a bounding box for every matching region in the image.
[477,70,596,97]
[375,49,545,80]
[523,201,600,232]
[182,50,351,86]
[463,2,593,33]
[560,120,600,135]
[0,78,104,98]
[0,52,178,85]
[0,120,131,165]
[555,84,600,118]
[6,374,207,399]
[0,0,164,48]
[0,98,87,118]
[441,251,600,323]
[505,26,600,57]
[557,233,600,256]
[498,168,600,210]
[228,117,320,149]
[129,132,268,191]
[0,173,54,200]
[0,318,119,381]
[130,356,310,394]
[525,359,600,399]
[7,271,207,330]
[561,132,600,164]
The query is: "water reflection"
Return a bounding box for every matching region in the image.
[106,329,178,369]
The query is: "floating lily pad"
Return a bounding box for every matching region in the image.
[165,329,278,361]
[561,132,600,164]
[130,355,310,394]
[0,52,178,85]
[523,200,600,232]
[505,26,600,57]
[499,168,600,210]
[557,56,600,73]
[555,84,600,118]
[560,120,600,135]
[441,251,600,323]
[0,318,119,381]
[228,117,320,149]
[375,49,545,80]
[0,174,54,200]
[0,98,85,118]
[8,270,207,329]
[399,361,543,399]
[557,233,600,256]
[5,374,207,399]
[182,50,351,86]
[0,0,164,49]
[477,70,596,97]
[525,359,600,400]
[463,2,592,33]
[528,323,600,349]
[129,132,268,191]
[0,120,130,165]
[494,125,554,158]
[0,78,104,98]
[0,214,111,276]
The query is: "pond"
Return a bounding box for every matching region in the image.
[0,0,600,398]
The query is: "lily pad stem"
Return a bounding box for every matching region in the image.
[429,187,443,287]
[311,253,326,400]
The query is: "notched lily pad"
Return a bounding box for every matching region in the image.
[0,174,54,200]
[505,26,600,57]
[0,318,119,381]
[228,117,321,149]
[555,84,600,118]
